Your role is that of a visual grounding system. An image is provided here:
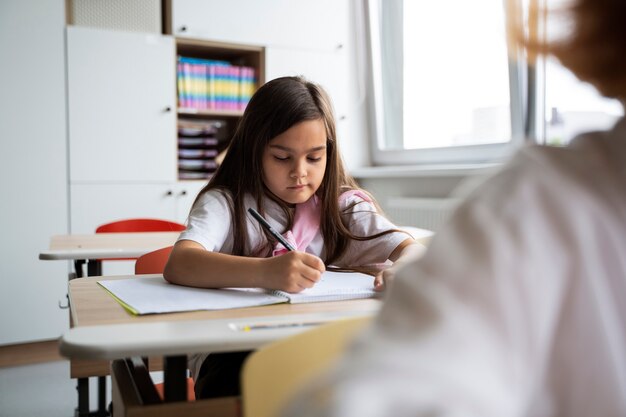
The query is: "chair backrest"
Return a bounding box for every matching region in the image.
[134,245,196,402]
[241,316,372,417]
[96,218,185,233]
[135,246,174,275]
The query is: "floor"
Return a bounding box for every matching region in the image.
[0,360,112,417]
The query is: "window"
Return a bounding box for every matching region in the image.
[543,58,623,146]
[366,0,623,166]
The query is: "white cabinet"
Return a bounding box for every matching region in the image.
[1,0,69,344]
[67,27,206,235]
[67,26,177,182]
[70,182,205,233]
[170,0,349,51]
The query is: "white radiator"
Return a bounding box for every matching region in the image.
[385,197,460,232]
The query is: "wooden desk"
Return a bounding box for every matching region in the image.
[60,275,381,416]
[39,232,180,277]
[40,233,179,416]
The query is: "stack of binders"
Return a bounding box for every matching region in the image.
[177,119,225,180]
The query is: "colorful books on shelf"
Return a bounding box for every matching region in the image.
[177,56,256,112]
[178,149,218,159]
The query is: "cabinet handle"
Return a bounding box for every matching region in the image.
[164,106,172,112]
[58,294,69,309]
[336,43,344,50]
[166,190,173,196]
[339,115,347,121]
[179,25,187,32]
[179,190,187,196]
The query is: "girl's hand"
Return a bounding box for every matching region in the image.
[373,268,395,292]
[374,241,426,292]
[262,251,326,293]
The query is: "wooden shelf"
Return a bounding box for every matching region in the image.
[177,108,244,118]
[174,38,265,182]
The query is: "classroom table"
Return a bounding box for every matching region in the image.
[39,231,180,277]
[60,274,382,417]
[39,232,180,416]
[45,227,430,416]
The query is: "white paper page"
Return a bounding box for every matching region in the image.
[274,270,378,303]
[98,276,287,315]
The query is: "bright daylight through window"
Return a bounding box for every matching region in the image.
[368,0,623,166]
[403,1,511,150]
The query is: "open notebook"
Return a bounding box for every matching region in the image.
[98,271,378,315]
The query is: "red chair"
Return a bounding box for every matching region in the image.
[135,246,196,401]
[135,246,174,275]
[94,218,185,264]
[96,218,186,233]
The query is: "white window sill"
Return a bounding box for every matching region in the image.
[350,163,501,179]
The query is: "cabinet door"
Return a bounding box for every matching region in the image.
[67,27,177,182]
[174,181,207,223]
[70,183,181,233]
[1,0,69,344]
[171,0,349,52]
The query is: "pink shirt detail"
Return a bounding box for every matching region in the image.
[272,190,372,256]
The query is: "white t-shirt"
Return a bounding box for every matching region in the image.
[179,191,408,266]
[179,190,409,380]
[284,119,626,417]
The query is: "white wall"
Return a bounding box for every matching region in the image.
[0,0,70,344]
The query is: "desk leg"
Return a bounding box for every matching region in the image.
[163,355,187,402]
[75,377,110,417]
[73,258,100,278]
[71,260,106,416]
[74,260,86,278]
[77,378,89,417]
[87,260,102,277]
[98,376,107,416]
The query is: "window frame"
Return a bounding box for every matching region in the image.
[364,0,532,167]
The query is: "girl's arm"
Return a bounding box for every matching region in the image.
[163,239,326,293]
[373,238,426,291]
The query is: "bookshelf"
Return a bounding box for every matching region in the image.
[66,27,265,236]
[174,37,265,180]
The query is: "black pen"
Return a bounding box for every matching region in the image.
[248,208,296,251]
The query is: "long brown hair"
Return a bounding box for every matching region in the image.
[508,0,626,100]
[193,76,396,264]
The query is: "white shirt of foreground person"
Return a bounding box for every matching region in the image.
[283,118,626,417]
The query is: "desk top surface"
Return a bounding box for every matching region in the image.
[41,227,432,261]
[39,232,180,260]
[61,274,381,360]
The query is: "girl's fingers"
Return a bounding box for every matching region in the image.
[301,253,326,273]
[373,274,385,292]
[301,264,323,284]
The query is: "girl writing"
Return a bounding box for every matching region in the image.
[164,76,423,398]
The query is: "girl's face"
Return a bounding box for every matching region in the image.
[262,119,327,205]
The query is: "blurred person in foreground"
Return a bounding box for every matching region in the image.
[282,0,626,415]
